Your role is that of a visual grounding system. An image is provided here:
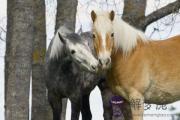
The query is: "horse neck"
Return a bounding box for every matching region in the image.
[111,39,148,68]
[113,17,146,54]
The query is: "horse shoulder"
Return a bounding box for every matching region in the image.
[109,48,150,95]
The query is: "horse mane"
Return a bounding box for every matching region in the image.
[49,26,71,59]
[92,11,113,35]
[113,17,148,54]
[49,32,64,59]
[92,10,148,54]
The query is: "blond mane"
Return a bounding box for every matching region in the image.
[113,17,147,54]
[92,11,113,34]
[93,11,148,54]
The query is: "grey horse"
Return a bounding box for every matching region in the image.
[45,26,101,120]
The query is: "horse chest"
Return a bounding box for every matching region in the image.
[106,71,129,100]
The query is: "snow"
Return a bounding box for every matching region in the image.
[0,53,4,120]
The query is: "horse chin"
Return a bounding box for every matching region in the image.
[99,64,111,71]
[79,62,97,73]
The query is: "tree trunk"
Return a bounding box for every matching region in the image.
[55,0,78,119]
[122,0,180,31]
[55,0,78,32]
[5,0,34,120]
[31,0,52,120]
[122,0,147,30]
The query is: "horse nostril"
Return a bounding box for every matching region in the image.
[91,65,96,70]
[106,58,110,65]
[98,59,103,66]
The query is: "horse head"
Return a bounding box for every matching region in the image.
[91,10,115,70]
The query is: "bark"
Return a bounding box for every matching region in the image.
[122,0,147,30]
[31,0,52,120]
[55,0,78,32]
[142,0,180,28]
[123,0,180,31]
[55,0,78,119]
[5,0,34,120]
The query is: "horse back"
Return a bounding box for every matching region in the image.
[145,35,180,63]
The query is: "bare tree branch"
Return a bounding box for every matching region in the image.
[0,26,6,33]
[143,0,180,28]
[0,26,6,41]
[0,36,5,41]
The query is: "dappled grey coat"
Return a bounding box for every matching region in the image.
[45,31,101,120]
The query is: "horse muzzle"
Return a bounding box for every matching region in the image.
[98,57,111,70]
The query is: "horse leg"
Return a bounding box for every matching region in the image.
[81,94,92,120]
[98,81,113,120]
[121,100,133,120]
[101,89,132,120]
[48,92,62,120]
[99,80,132,120]
[128,89,144,120]
[61,98,67,120]
[70,97,81,120]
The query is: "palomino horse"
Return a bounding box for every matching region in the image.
[45,26,100,120]
[91,10,180,120]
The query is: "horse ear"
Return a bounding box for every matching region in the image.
[109,10,115,21]
[58,32,66,44]
[91,10,96,22]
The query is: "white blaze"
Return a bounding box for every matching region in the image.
[101,33,106,49]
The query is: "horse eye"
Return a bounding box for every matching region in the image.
[111,33,114,37]
[93,34,96,38]
[71,50,75,54]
